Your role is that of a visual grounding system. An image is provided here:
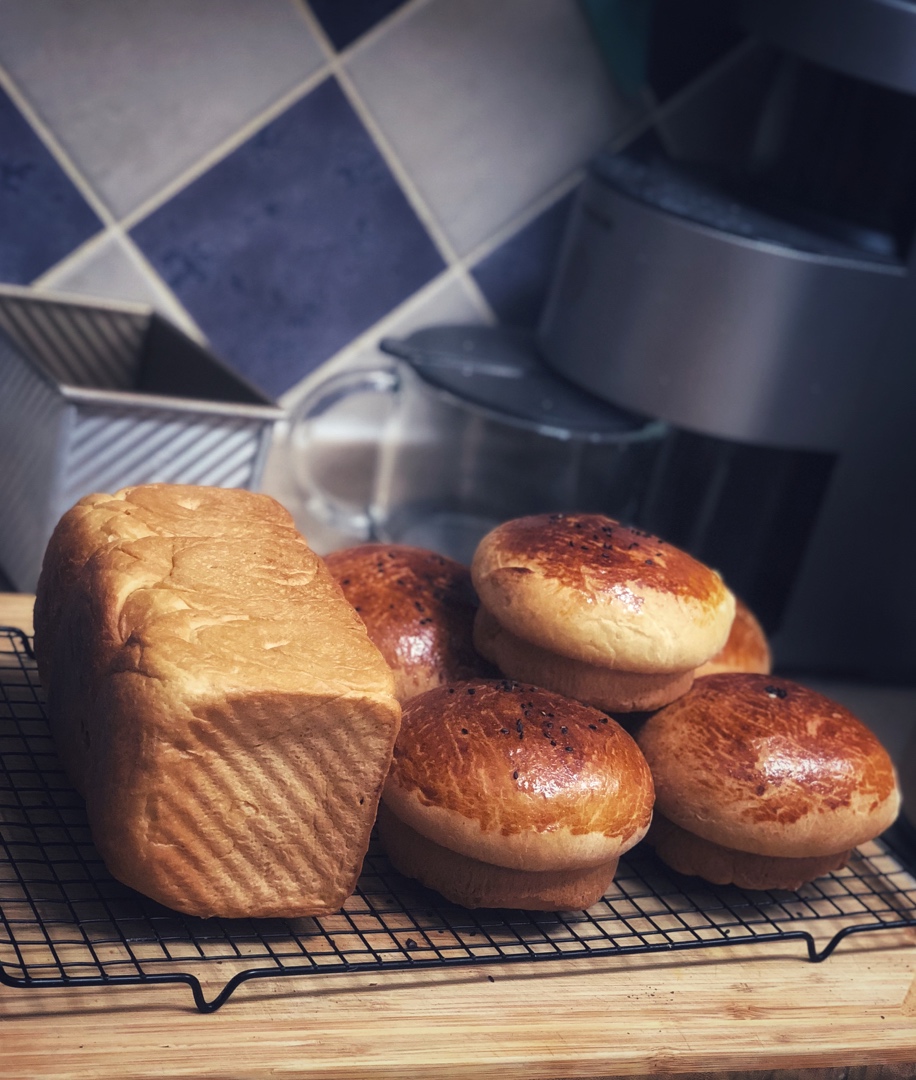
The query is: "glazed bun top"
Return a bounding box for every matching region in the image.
[636,673,900,859]
[382,678,655,873]
[695,596,772,677]
[471,514,735,673]
[324,544,493,702]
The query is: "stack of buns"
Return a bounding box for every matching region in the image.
[470,513,736,713]
[33,484,401,919]
[635,674,901,890]
[377,678,654,910]
[323,543,495,702]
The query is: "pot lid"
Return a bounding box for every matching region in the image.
[379,325,658,440]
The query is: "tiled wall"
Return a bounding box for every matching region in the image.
[0,0,739,553]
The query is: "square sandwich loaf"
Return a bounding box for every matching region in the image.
[33,484,401,920]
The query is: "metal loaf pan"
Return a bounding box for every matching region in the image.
[0,286,284,591]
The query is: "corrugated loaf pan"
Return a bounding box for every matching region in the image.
[0,285,284,591]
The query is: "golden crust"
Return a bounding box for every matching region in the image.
[695,596,771,677]
[33,484,401,919]
[382,679,655,872]
[635,674,900,859]
[323,543,495,702]
[377,802,619,911]
[471,514,735,673]
[473,602,694,712]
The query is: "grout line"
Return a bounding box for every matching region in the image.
[459,168,584,271]
[33,223,207,342]
[30,228,119,289]
[293,0,436,63]
[278,265,494,411]
[329,55,497,320]
[337,0,437,61]
[333,65,462,267]
[0,61,116,227]
[0,56,206,336]
[121,0,435,237]
[118,63,334,233]
[117,235,209,342]
[295,2,462,268]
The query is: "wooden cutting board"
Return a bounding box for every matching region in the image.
[1,592,914,1080]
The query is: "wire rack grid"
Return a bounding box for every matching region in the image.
[1,625,915,1013]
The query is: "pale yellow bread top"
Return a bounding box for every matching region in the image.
[471,514,735,673]
[635,673,900,859]
[383,679,655,873]
[34,484,296,681]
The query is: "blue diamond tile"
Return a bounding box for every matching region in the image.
[0,86,101,284]
[471,192,574,329]
[308,0,410,51]
[130,77,445,399]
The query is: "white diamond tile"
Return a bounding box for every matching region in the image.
[345,0,637,256]
[0,0,327,218]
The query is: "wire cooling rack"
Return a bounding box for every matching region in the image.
[1,626,915,1013]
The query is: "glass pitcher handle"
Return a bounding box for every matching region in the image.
[289,365,400,535]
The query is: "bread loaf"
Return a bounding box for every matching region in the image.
[33,484,401,919]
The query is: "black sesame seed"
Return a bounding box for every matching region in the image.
[765,685,788,699]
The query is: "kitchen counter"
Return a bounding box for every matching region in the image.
[1,592,914,1080]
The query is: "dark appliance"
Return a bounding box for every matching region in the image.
[540,0,916,681]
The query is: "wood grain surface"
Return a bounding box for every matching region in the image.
[1,593,914,1080]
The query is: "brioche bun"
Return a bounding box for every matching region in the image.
[324,544,494,702]
[377,803,620,911]
[380,679,655,909]
[695,596,771,678]
[471,514,735,674]
[473,602,694,713]
[636,674,900,889]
